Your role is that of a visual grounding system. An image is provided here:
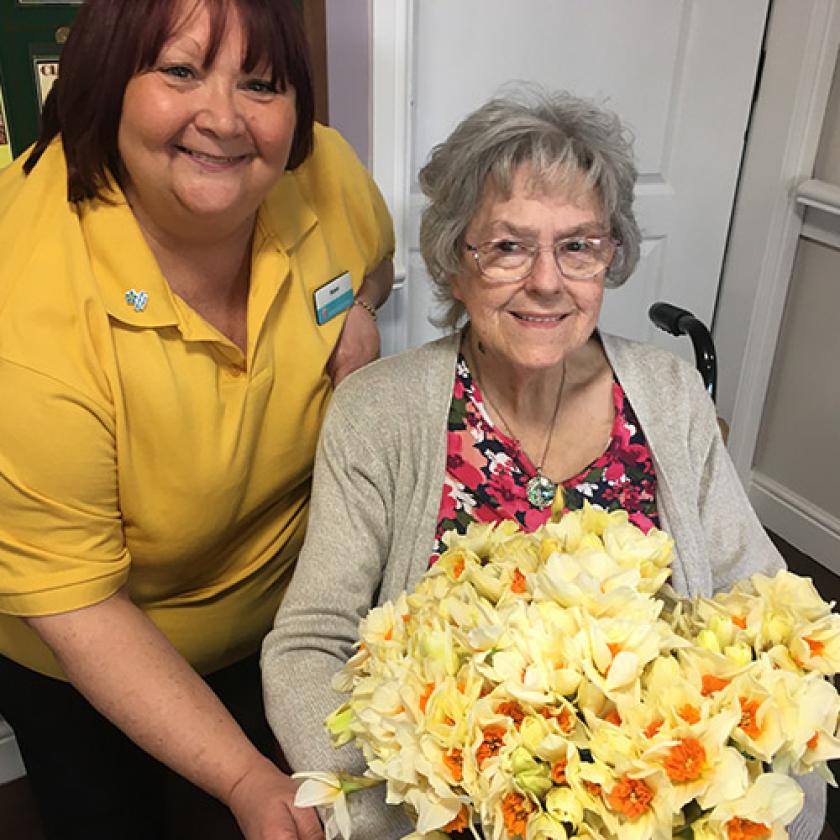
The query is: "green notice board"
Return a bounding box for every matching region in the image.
[0,0,81,158]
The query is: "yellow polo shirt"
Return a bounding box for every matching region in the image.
[0,125,394,678]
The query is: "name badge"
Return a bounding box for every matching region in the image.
[313,271,353,325]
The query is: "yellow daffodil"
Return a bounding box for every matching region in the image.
[726,679,785,763]
[510,746,553,798]
[301,515,837,840]
[707,773,804,835]
[526,810,570,840]
[788,613,840,674]
[325,703,355,747]
[545,785,585,825]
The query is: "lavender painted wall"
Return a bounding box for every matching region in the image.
[325,0,370,165]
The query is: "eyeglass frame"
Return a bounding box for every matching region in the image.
[463,234,620,283]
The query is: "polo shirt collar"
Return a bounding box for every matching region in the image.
[81,169,318,331]
[81,192,180,329]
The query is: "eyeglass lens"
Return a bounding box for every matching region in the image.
[475,238,614,281]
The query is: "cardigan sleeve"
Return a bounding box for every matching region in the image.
[687,368,786,592]
[261,396,414,840]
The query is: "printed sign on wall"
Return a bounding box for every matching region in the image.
[0,84,11,168]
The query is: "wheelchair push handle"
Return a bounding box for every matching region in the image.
[648,302,717,403]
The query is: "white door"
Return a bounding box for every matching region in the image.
[373,0,769,359]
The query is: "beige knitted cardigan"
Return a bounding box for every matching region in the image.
[263,332,825,840]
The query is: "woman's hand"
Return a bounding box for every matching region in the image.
[228,757,324,840]
[26,590,323,840]
[327,258,394,386]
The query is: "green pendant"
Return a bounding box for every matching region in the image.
[526,472,556,510]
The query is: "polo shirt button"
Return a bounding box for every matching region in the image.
[229,366,245,378]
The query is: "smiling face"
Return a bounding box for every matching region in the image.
[117,0,296,239]
[453,164,608,375]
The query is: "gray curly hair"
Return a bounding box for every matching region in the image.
[418,88,641,329]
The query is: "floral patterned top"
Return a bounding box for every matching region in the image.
[432,353,659,563]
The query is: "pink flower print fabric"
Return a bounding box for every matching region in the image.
[431,354,659,564]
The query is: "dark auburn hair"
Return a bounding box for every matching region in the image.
[24,0,314,202]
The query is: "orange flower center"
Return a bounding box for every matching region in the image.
[443,804,470,833]
[726,817,772,839]
[501,791,534,837]
[607,776,654,820]
[476,724,507,768]
[540,705,575,733]
[678,704,701,724]
[453,556,465,578]
[511,568,527,594]
[604,708,622,726]
[419,683,435,713]
[495,701,526,726]
[583,780,602,797]
[701,674,731,696]
[644,719,663,739]
[557,706,575,733]
[551,758,568,785]
[738,697,763,739]
[804,636,825,657]
[807,732,819,750]
[663,737,706,782]
[604,642,622,675]
[731,615,747,629]
[444,748,463,782]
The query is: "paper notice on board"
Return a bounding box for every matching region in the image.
[35,59,59,110]
[0,85,11,169]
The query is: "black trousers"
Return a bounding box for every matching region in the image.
[0,652,278,840]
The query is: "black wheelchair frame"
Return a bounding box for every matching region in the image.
[648,302,717,404]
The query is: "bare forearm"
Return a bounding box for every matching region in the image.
[356,257,394,309]
[26,589,267,806]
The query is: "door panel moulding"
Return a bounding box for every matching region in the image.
[751,472,840,578]
[716,0,840,482]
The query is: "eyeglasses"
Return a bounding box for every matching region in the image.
[464,235,618,283]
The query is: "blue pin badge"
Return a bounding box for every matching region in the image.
[125,289,149,312]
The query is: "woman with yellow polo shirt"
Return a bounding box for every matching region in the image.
[0,1,393,838]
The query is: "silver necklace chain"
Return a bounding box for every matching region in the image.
[471,351,567,510]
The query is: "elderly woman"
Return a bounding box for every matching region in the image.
[0,0,392,837]
[262,90,826,838]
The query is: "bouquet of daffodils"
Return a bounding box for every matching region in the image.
[296,506,840,840]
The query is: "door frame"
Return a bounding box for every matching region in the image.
[370,0,413,356]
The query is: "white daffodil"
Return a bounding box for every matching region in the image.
[293,771,381,840]
[298,514,838,840]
